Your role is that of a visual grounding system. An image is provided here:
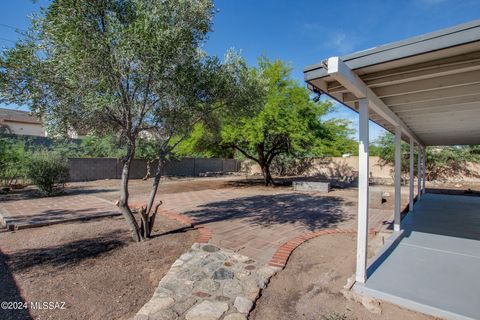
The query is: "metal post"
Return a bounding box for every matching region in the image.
[394,126,402,232]
[409,138,414,212]
[417,145,422,201]
[422,148,427,194]
[356,99,369,284]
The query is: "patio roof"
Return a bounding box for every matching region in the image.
[304,19,480,146]
[304,20,480,319]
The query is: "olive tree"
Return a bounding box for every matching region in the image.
[0,0,219,241]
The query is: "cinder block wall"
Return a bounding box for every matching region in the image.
[68,157,241,182]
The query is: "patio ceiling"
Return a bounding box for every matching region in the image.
[304,19,480,146]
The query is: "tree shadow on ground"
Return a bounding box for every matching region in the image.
[5,231,126,273]
[0,187,116,203]
[0,249,33,320]
[5,208,120,227]
[185,193,353,231]
[225,176,355,189]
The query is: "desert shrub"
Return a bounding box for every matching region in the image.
[27,151,70,196]
[270,154,315,176]
[374,132,480,181]
[0,138,30,188]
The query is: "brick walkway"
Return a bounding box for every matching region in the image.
[0,194,120,229]
[132,188,394,264]
[0,183,395,264]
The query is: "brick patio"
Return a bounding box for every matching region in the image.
[0,180,396,263]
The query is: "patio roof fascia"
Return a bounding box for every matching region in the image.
[304,20,480,146]
[304,19,480,80]
[320,56,425,147]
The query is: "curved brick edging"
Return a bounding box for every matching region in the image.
[269,228,377,268]
[130,201,214,244]
[141,206,214,244]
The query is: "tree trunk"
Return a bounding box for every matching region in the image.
[146,157,165,215]
[142,160,152,180]
[260,162,274,186]
[117,141,143,242]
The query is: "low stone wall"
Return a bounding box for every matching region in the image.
[68,157,241,182]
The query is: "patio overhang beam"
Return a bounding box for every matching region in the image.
[325,51,480,94]
[324,57,424,147]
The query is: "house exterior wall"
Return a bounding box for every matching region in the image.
[1,121,46,137]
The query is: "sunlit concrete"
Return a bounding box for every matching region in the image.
[355,193,480,320]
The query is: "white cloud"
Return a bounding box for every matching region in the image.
[301,23,362,55]
[417,0,448,4]
[328,32,356,55]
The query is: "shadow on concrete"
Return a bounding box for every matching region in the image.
[5,231,126,273]
[0,249,33,320]
[184,193,352,230]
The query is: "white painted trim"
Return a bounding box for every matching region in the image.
[394,126,402,232]
[409,138,414,212]
[417,145,422,201]
[422,148,427,193]
[356,98,370,284]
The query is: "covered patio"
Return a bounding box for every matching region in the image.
[304,20,480,320]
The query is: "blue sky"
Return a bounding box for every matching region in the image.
[1,0,480,141]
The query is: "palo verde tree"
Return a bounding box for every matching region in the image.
[0,0,219,242]
[184,58,343,186]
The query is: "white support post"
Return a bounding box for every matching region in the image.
[356,98,369,284]
[409,138,414,212]
[422,148,427,194]
[394,126,402,232]
[417,145,422,200]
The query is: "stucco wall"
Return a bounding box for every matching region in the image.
[244,156,480,184]
[2,121,45,137]
[244,156,394,183]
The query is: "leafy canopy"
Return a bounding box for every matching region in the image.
[0,0,215,141]
[218,58,355,160]
[179,57,357,185]
[373,132,480,180]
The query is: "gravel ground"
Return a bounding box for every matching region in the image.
[0,215,198,320]
[251,233,438,320]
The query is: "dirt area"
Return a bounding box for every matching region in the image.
[0,215,198,320]
[251,233,437,320]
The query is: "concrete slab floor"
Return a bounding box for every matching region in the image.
[355,193,480,320]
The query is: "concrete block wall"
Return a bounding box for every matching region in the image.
[68,157,241,182]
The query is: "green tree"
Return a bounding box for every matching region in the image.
[0,0,218,241]
[374,133,412,176]
[0,138,30,188]
[141,50,265,217]
[185,58,354,186]
[374,132,480,181]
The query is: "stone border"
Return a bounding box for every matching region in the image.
[269,228,377,268]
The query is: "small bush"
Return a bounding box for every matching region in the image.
[0,138,30,189]
[27,151,70,196]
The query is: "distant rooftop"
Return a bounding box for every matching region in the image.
[0,108,42,124]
